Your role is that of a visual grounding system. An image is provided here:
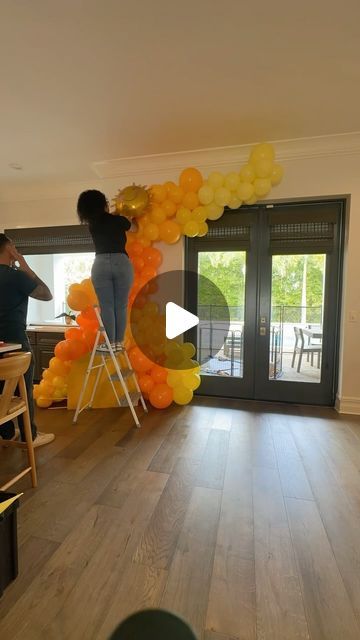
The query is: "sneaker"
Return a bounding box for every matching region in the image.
[33,432,55,448]
[97,343,115,353]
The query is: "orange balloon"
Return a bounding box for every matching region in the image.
[167,184,184,204]
[132,256,145,272]
[128,241,144,257]
[151,365,168,384]
[159,220,181,244]
[68,338,88,360]
[141,266,158,282]
[54,340,73,362]
[142,247,163,269]
[149,383,173,409]
[67,290,90,312]
[147,280,158,294]
[82,328,97,349]
[164,181,177,194]
[162,199,177,218]
[128,346,152,373]
[138,373,155,395]
[42,368,55,382]
[65,327,83,341]
[182,191,199,211]
[179,167,203,193]
[151,184,167,203]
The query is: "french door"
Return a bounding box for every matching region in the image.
[185,199,344,405]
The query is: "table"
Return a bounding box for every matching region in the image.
[0,343,22,355]
[302,328,323,340]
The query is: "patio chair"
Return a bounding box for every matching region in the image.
[291,327,322,373]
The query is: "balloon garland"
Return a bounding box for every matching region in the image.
[33,143,283,410]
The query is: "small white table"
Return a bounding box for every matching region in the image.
[0,343,22,354]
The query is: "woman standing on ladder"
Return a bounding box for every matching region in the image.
[77,190,133,351]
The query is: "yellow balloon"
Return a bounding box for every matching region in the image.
[254,178,271,197]
[167,371,183,387]
[271,163,284,186]
[176,207,192,225]
[197,221,209,236]
[208,171,224,189]
[254,158,274,179]
[182,373,201,391]
[205,203,224,221]
[237,182,254,201]
[198,184,214,205]
[245,195,258,205]
[143,222,160,241]
[224,172,240,191]
[228,195,242,210]
[214,187,231,207]
[192,206,207,223]
[150,206,166,224]
[182,342,196,358]
[52,375,67,389]
[183,220,199,237]
[173,385,193,405]
[250,143,275,164]
[239,164,256,183]
[37,397,53,408]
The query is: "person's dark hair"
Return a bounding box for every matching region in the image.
[77,190,108,224]
[0,233,11,253]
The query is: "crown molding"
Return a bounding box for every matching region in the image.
[92,131,360,179]
[1,131,360,203]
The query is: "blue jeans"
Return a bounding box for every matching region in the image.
[91,253,134,343]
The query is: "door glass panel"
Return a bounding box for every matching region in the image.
[269,254,326,383]
[197,251,246,378]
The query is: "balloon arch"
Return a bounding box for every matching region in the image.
[33,143,283,411]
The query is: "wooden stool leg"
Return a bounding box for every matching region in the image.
[19,377,37,488]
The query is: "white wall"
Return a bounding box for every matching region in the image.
[1,141,360,412]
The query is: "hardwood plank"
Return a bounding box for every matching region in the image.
[149,418,210,474]
[133,457,199,569]
[290,416,360,625]
[196,429,229,490]
[212,408,234,431]
[253,466,310,640]
[17,447,129,544]
[97,564,167,640]
[268,412,314,500]
[206,428,256,640]
[0,504,126,640]
[161,486,221,639]
[0,536,59,619]
[204,632,239,640]
[41,470,168,640]
[97,431,165,509]
[286,497,360,640]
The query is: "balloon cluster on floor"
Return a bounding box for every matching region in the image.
[34,143,283,410]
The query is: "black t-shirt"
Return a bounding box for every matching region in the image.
[89,213,131,255]
[0,265,36,342]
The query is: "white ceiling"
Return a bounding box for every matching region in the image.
[1,0,360,184]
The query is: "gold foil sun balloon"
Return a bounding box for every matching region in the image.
[115,184,150,218]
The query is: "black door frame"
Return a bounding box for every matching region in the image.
[184,197,346,406]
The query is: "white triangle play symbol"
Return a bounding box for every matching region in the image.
[166,302,199,340]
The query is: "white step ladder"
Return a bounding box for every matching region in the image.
[73,306,148,427]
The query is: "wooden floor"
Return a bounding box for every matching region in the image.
[1,398,360,639]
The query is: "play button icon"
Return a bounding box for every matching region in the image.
[130,269,230,371]
[166,302,199,340]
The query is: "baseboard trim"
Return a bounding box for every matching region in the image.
[336,395,360,415]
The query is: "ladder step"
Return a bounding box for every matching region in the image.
[110,369,133,381]
[118,391,142,407]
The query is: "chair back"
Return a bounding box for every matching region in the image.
[0,353,31,420]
